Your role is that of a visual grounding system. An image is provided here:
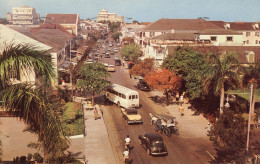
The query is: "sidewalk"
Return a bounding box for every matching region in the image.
[150,91,210,139]
[83,104,116,164]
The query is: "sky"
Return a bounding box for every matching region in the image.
[1,0,260,23]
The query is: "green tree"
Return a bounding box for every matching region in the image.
[242,60,260,115]
[209,109,248,163]
[76,63,111,105]
[163,47,208,100]
[203,52,241,114]
[0,44,69,161]
[130,58,154,77]
[121,43,142,63]
[112,32,121,41]
[108,22,120,33]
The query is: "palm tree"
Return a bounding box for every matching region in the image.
[203,52,241,114]
[242,60,260,116]
[0,44,69,161]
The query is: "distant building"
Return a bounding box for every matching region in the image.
[97,8,124,23]
[7,5,40,25]
[44,14,80,36]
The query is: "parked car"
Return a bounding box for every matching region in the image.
[137,79,150,92]
[115,59,121,66]
[107,65,115,72]
[114,48,118,52]
[103,63,109,67]
[105,53,110,58]
[114,55,119,61]
[139,133,168,156]
[121,108,142,124]
[109,43,113,47]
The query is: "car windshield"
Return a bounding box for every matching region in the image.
[127,111,137,115]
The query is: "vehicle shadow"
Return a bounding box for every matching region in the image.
[148,96,180,106]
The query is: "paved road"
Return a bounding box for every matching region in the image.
[96,38,213,164]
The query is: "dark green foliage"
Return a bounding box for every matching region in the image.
[112,32,121,41]
[33,153,43,163]
[61,102,83,136]
[108,22,120,33]
[77,63,111,104]
[209,109,248,163]
[120,44,142,63]
[163,47,208,100]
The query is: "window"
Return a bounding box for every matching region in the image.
[149,32,155,37]
[256,32,259,37]
[210,36,217,41]
[143,32,145,37]
[256,40,258,44]
[129,96,131,100]
[246,32,250,37]
[226,37,233,42]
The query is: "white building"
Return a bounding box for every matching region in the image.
[97,8,124,23]
[9,5,40,25]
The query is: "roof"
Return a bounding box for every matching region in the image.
[196,29,242,35]
[167,46,260,64]
[10,25,73,52]
[150,32,195,41]
[31,24,75,37]
[210,21,260,31]
[228,22,260,31]
[142,19,223,32]
[0,25,51,52]
[144,133,163,141]
[110,84,139,94]
[44,14,79,24]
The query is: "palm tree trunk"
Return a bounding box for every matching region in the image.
[220,85,225,114]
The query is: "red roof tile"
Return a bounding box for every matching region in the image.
[143,19,223,31]
[44,14,79,24]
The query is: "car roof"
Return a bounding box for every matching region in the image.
[144,133,163,141]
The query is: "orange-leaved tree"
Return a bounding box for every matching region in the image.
[130,58,154,77]
[145,69,182,103]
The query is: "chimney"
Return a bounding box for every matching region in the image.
[253,23,259,29]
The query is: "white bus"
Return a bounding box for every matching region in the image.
[105,84,139,108]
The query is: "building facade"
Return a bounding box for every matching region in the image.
[97,9,124,23]
[9,5,40,25]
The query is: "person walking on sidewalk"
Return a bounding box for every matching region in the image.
[179,104,184,117]
[94,107,99,120]
[176,92,180,102]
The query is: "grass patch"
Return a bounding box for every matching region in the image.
[61,102,83,136]
[228,88,260,102]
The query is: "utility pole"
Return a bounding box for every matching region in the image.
[246,83,254,151]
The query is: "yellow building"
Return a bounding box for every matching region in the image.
[97,8,124,23]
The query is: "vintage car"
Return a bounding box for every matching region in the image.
[138,133,168,156]
[121,108,143,124]
[107,65,116,72]
[137,79,150,92]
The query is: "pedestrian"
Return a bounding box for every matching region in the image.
[94,107,99,120]
[176,92,180,102]
[206,123,211,135]
[179,104,184,117]
[180,94,184,104]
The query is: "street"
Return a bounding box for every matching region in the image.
[96,38,214,164]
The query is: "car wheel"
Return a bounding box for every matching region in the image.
[147,148,150,155]
[163,128,171,137]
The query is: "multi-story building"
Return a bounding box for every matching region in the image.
[44,14,80,36]
[8,5,40,25]
[211,21,260,46]
[97,8,124,23]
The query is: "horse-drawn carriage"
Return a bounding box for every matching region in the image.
[149,113,179,137]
